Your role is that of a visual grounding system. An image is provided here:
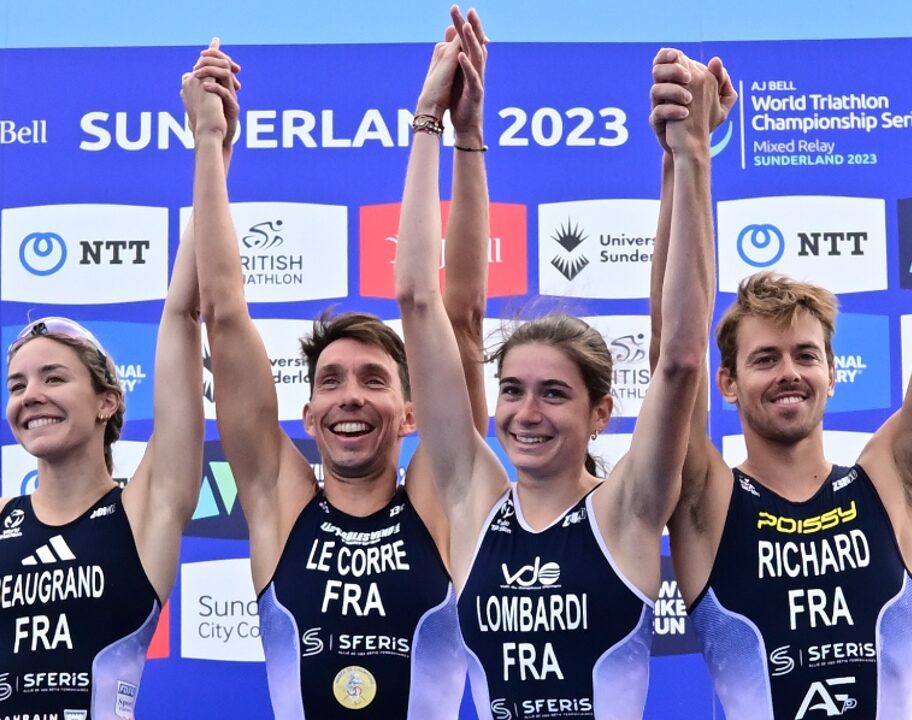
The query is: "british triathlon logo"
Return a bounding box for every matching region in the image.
[550,219,589,281]
[609,333,647,363]
[242,220,284,250]
[20,231,68,276]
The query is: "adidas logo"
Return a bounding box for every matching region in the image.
[22,535,76,566]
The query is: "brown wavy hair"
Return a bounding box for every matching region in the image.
[716,272,838,377]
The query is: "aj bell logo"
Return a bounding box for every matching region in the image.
[796,677,857,718]
[737,224,868,268]
[710,121,734,158]
[550,219,589,281]
[501,557,561,588]
[242,220,284,249]
[18,231,149,276]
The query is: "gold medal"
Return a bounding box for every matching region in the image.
[332,665,377,709]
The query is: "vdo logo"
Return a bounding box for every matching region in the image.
[737,224,785,267]
[19,231,67,276]
[501,557,561,587]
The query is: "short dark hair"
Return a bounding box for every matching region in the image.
[300,311,411,399]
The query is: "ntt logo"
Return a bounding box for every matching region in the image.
[20,469,39,494]
[20,232,67,276]
[737,224,785,267]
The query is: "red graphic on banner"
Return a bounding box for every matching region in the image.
[359,201,527,298]
[147,600,170,659]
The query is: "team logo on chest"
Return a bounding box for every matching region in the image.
[490,499,514,534]
[501,557,561,589]
[1,510,25,541]
[332,665,377,709]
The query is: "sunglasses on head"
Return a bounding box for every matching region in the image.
[7,317,115,382]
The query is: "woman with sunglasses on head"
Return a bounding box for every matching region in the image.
[396,38,721,719]
[0,43,236,720]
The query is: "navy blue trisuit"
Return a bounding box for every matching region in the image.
[0,487,161,720]
[257,486,465,719]
[690,464,912,719]
[459,486,655,720]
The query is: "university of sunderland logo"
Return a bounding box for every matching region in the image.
[550,219,589,281]
[201,339,215,405]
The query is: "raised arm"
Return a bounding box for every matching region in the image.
[396,26,507,587]
[599,51,725,555]
[122,196,204,601]
[406,8,492,546]
[443,6,490,434]
[647,50,736,496]
[120,48,247,599]
[185,44,315,590]
[858,344,912,562]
